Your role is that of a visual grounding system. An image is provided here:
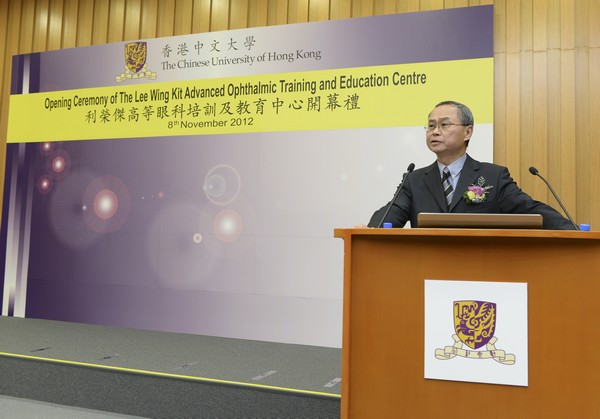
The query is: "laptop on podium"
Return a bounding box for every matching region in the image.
[417,213,543,229]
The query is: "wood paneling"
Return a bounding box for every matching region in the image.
[288,0,309,23]
[174,0,194,35]
[351,0,373,17]
[210,0,230,31]
[0,0,599,229]
[76,0,94,46]
[108,0,126,43]
[123,0,142,41]
[309,0,330,21]
[248,0,268,27]
[62,0,79,48]
[267,0,288,25]
[91,0,109,44]
[329,0,351,19]
[156,0,176,37]
[0,0,9,200]
[229,0,249,28]
[47,0,64,51]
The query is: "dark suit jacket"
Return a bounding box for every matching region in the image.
[368,154,575,230]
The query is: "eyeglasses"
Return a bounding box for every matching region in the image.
[424,122,469,132]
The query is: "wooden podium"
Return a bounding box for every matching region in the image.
[334,228,600,419]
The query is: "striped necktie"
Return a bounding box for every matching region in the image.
[442,167,453,207]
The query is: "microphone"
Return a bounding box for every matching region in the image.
[376,163,415,228]
[528,166,579,230]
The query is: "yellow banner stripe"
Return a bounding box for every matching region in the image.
[8,58,492,143]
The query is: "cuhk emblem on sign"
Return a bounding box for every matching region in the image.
[435,300,515,364]
[454,300,496,349]
[116,41,156,82]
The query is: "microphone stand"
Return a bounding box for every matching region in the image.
[376,163,415,228]
[529,166,579,230]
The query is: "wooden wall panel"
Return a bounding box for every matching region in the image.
[519,0,532,51]
[191,0,211,34]
[62,0,79,48]
[351,0,373,17]
[575,48,590,225]
[0,0,9,209]
[108,0,126,43]
[591,0,600,48]
[288,0,309,23]
[493,0,505,53]
[156,0,176,37]
[546,49,561,207]
[493,52,506,171]
[444,0,470,9]
[267,0,288,25]
[33,0,49,52]
[47,0,64,51]
[230,0,249,28]
[546,0,560,49]
[248,0,268,27]
[559,49,576,213]
[560,0,575,49]
[0,0,599,229]
[76,0,94,46]
[91,0,109,44]
[574,0,588,48]
[123,0,142,41]
[505,0,519,53]
[531,51,548,200]
[140,0,159,39]
[20,0,35,52]
[309,0,330,21]
[373,0,396,16]
[329,0,350,19]
[532,0,547,51]
[419,0,444,12]
[174,0,194,35]
[505,52,520,178]
[589,48,600,227]
[519,50,533,195]
[210,0,230,31]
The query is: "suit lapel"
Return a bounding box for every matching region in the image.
[423,161,448,211]
[449,155,481,211]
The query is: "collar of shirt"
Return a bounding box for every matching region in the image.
[437,153,467,190]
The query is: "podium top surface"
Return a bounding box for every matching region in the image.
[334,227,600,241]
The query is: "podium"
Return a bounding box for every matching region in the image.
[334,228,600,419]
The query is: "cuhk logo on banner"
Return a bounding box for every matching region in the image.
[116,41,157,82]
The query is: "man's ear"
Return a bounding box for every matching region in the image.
[465,125,473,142]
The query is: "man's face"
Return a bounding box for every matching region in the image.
[426,104,472,164]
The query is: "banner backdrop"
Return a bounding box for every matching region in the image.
[2,6,493,347]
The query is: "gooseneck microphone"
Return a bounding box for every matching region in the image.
[528,166,579,230]
[376,163,415,228]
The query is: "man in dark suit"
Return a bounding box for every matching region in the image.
[367,100,575,230]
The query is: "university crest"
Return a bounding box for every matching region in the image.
[454,300,496,349]
[435,300,515,365]
[116,42,156,82]
[125,41,147,73]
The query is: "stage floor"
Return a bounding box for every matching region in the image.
[0,316,342,399]
[0,394,145,418]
